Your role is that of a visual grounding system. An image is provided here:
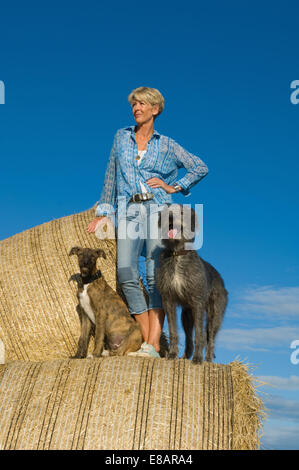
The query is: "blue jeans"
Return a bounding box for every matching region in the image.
[116,200,165,315]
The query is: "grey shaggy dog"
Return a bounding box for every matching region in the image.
[156,204,228,364]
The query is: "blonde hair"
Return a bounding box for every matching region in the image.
[128,86,165,117]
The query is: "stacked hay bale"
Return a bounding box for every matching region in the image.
[0,358,264,450]
[0,208,265,450]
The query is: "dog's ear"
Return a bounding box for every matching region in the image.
[94,249,106,259]
[69,246,81,256]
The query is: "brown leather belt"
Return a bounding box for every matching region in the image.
[128,192,154,203]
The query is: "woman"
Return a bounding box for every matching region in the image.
[87,87,208,357]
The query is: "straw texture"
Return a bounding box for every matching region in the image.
[231,361,266,450]
[0,358,263,450]
[0,207,133,362]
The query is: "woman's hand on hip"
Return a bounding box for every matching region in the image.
[87,216,106,233]
[146,177,176,194]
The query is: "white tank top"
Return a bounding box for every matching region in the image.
[137,150,148,193]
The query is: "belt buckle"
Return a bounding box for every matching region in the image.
[131,193,152,203]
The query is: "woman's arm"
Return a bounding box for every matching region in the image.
[87,133,118,233]
[147,140,208,195]
[95,132,118,217]
[171,139,208,196]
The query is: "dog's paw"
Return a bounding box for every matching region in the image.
[168,352,178,360]
[101,350,110,357]
[192,355,203,365]
[205,351,216,362]
[87,354,94,359]
[92,350,104,358]
[205,354,213,362]
[182,351,193,360]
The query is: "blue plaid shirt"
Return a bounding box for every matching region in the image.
[95,126,208,218]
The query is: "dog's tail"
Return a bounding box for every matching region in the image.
[205,287,228,356]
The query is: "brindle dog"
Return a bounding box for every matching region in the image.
[69,247,143,358]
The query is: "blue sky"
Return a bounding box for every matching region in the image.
[1,0,299,450]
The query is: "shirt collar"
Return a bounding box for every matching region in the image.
[126,125,161,139]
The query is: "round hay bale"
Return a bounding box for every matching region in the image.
[0,358,264,450]
[0,207,141,362]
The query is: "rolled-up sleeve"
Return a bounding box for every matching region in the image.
[172,139,208,196]
[95,132,118,217]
